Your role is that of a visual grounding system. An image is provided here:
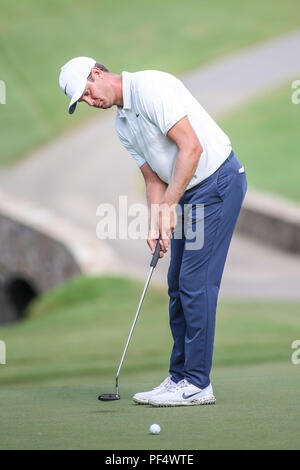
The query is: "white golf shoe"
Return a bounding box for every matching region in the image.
[133,376,177,405]
[149,379,216,407]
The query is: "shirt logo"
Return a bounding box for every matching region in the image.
[136,113,139,117]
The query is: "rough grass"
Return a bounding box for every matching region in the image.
[220,82,300,201]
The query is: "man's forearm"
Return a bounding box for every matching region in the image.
[146,180,168,206]
[161,146,202,206]
[146,180,168,228]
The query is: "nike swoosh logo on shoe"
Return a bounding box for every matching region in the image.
[182,392,200,399]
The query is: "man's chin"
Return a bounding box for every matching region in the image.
[93,102,112,109]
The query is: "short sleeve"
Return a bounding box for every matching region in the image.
[117,129,146,168]
[136,73,188,135]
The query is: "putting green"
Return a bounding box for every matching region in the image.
[0,362,299,450]
[1,276,299,449]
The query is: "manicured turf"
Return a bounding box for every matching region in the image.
[1,0,300,165]
[221,82,300,202]
[0,276,299,449]
[0,363,299,450]
[0,276,299,387]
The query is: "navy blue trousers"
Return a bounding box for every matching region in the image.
[168,150,247,388]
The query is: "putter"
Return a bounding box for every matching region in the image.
[98,238,162,401]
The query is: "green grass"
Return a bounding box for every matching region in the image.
[0,275,299,387]
[221,82,300,201]
[0,364,299,450]
[0,0,300,165]
[0,275,299,449]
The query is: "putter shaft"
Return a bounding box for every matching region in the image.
[99,238,161,401]
[115,266,154,395]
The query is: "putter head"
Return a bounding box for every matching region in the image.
[98,393,120,401]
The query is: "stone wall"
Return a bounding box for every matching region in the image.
[0,213,81,323]
[237,189,300,254]
[0,190,119,324]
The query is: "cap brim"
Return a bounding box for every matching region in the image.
[68,78,87,114]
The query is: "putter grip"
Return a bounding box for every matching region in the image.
[150,238,161,268]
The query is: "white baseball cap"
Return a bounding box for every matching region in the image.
[59,57,96,114]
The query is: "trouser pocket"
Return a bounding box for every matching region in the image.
[216,153,246,201]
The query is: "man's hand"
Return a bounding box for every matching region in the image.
[147,231,164,258]
[158,202,177,252]
[147,202,163,258]
[147,202,178,256]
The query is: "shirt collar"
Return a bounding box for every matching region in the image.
[117,71,132,118]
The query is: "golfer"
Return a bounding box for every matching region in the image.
[59,57,247,407]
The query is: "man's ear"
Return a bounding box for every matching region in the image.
[91,67,104,80]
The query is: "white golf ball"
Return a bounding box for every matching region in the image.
[150,423,160,435]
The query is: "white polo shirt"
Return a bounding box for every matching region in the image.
[115,70,232,190]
